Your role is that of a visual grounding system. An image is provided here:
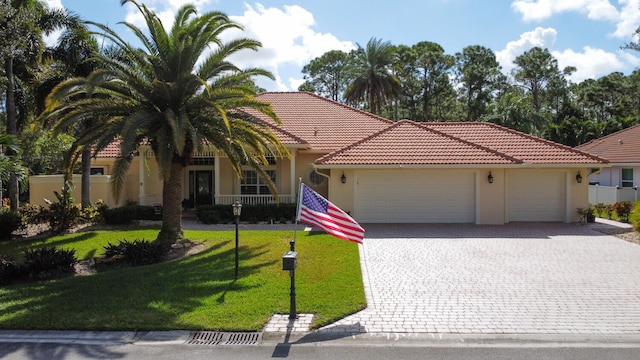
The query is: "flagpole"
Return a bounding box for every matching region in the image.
[288,177,303,320]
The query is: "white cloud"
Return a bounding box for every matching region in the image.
[495,27,558,74]
[552,46,626,82]
[511,0,640,39]
[118,2,353,91]
[512,0,617,22]
[42,0,63,10]
[227,3,355,90]
[497,27,640,82]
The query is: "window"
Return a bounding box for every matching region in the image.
[241,170,276,194]
[190,157,214,166]
[90,167,105,175]
[622,168,634,188]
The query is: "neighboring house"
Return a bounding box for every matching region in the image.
[575,124,640,204]
[30,92,606,224]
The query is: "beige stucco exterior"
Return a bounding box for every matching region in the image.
[29,147,590,225]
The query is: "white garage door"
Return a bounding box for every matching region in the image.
[507,170,566,222]
[354,170,476,223]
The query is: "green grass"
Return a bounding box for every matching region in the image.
[0,228,365,331]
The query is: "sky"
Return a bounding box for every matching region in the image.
[46,0,640,91]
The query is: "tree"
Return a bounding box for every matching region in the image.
[512,47,568,134]
[454,45,506,121]
[44,0,288,245]
[299,50,351,102]
[393,41,455,122]
[1,0,79,210]
[39,22,99,208]
[344,37,401,115]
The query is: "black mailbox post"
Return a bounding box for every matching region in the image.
[282,251,298,270]
[282,249,298,319]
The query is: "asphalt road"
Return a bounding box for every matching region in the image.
[1,342,640,360]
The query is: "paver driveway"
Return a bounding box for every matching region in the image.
[320,222,640,334]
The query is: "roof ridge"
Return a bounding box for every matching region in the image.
[261,91,394,125]
[433,121,608,164]
[576,123,640,149]
[417,122,522,164]
[318,120,522,164]
[316,120,407,163]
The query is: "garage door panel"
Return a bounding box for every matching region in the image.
[355,170,475,223]
[508,170,566,222]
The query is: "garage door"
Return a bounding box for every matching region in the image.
[507,170,566,222]
[354,170,476,223]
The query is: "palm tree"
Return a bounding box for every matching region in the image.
[44,0,288,245]
[344,37,401,115]
[38,23,99,208]
[1,0,80,210]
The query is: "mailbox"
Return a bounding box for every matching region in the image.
[282,251,298,270]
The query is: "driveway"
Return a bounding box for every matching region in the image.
[319,222,640,334]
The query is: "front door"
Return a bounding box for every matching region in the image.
[189,171,213,207]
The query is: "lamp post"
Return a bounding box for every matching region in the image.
[232,201,242,280]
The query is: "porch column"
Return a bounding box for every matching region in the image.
[214,151,221,204]
[290,150,296,203]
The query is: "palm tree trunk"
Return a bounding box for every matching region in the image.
[81,147,91,208]
[5,57,19,211]
[155,159,184,246]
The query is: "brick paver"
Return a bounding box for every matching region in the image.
[319,222,640,335]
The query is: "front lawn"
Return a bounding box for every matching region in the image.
[0,228,365,331]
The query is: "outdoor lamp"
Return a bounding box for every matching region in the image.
[576,172,583,184]
[232,201,242,279]
[232,200,242,217]
[341,173,347,184]
[488,171,494,184]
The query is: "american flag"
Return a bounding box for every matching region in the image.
[296,183,365,244]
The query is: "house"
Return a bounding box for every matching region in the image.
[29,92,607,224]
[575,124,640,204]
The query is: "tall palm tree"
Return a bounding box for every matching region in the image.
[1,0,79,210]
[344,37,401,115]
[38,23,99,208]
[44,0,288,245]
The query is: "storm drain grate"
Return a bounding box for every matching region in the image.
[187,331,262,346]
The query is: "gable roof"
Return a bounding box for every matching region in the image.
[426,122,605,165]
[252,92,393,152]
[317,120,520,166]
[575,124,640,163]
[316,121,606,167]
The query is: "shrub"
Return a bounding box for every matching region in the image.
[103,239,168,266]
[101,205,162,225]
[605,204,614,219]
[23,247,77,280]
[612,201,633,222]
[196,203,297,224]
[0,210,23,240]
[0,253,24,285]
[102,206,137,225]
[630,202,640,232]
[41,185,83,234]
[593,203,606,218]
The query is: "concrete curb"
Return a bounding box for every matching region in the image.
[2,330,640,347]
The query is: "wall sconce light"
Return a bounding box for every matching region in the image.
[341,173,347,184]
[576,171,583,184]
[487,171,494,184]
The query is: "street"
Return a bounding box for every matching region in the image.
[1,341,640,360]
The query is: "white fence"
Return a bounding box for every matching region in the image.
[216,194,294,205]
[588,185,639,205]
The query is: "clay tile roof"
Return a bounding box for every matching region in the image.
[316,120,520,166]
[425,122,606,165]
[252,92,393,152]
[575,124,640,163]
[95,139,121,158]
